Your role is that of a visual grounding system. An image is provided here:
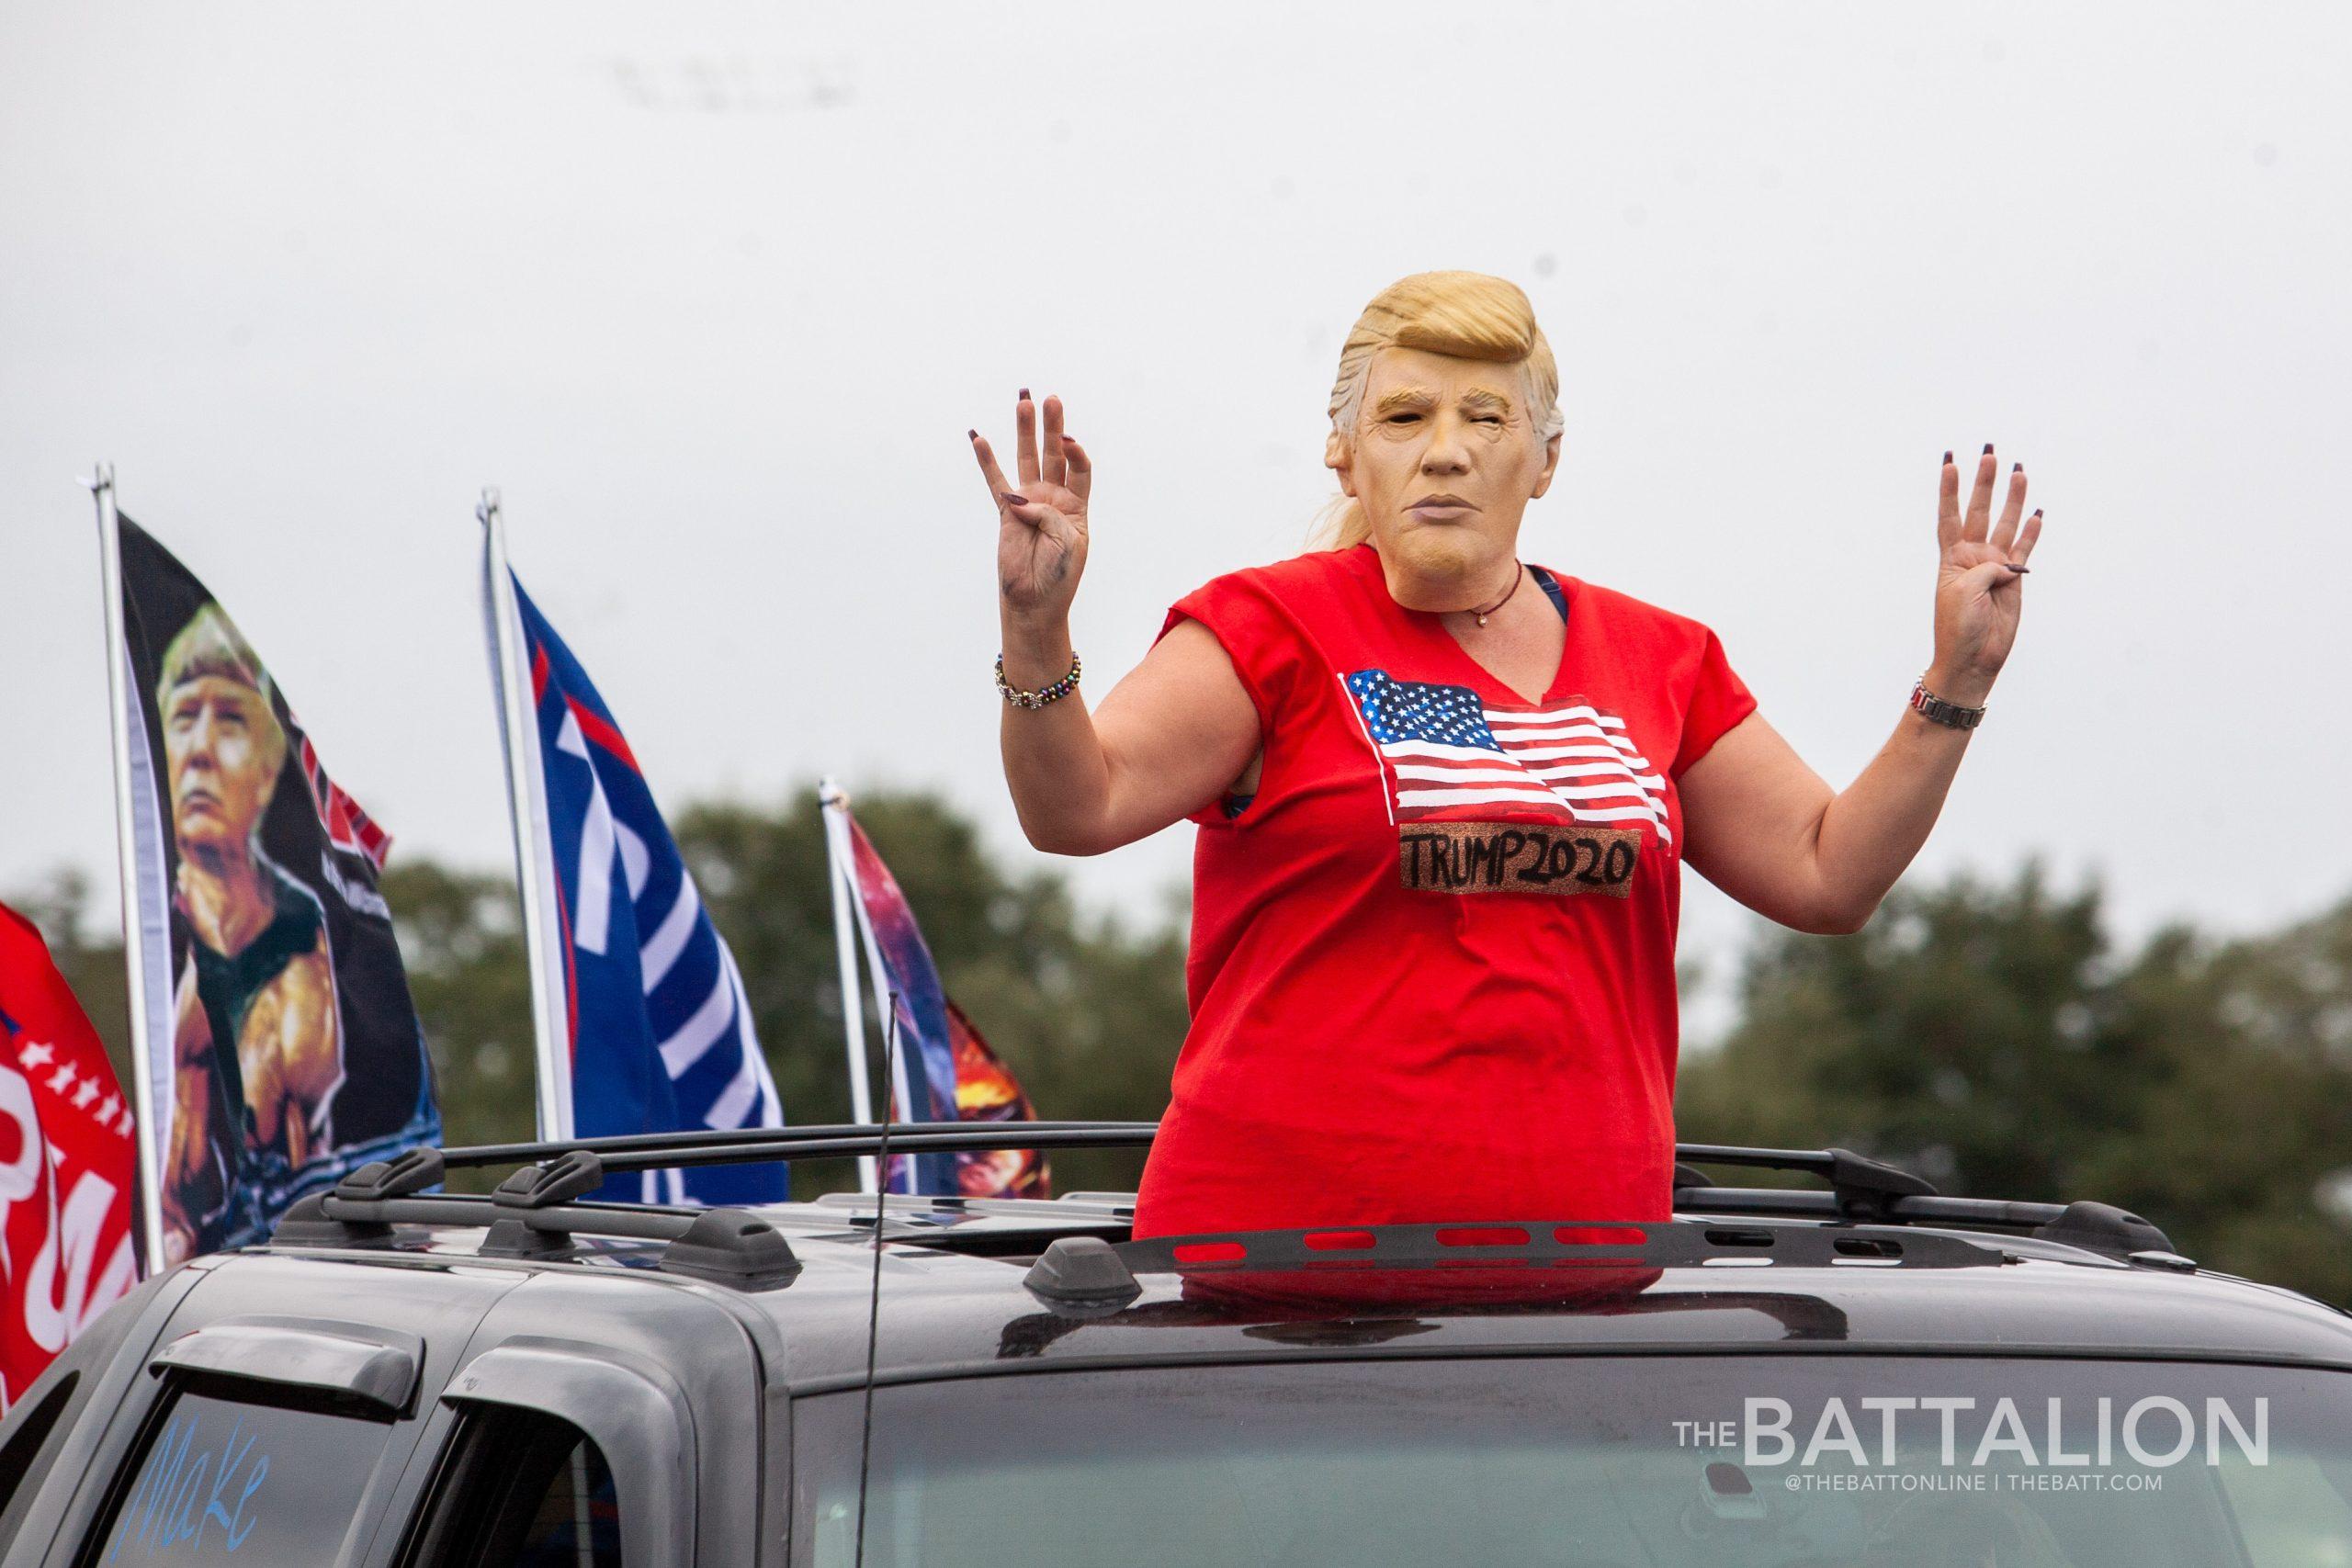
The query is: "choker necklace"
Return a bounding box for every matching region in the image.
[1468,561,1524,627]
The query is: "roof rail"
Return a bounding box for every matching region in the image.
[266,1123,2180,1279]
[420,1124,1948,1209]
[432,1120,1159,1178]
[271,1186,800,1285]
[267,1124,1156,1288]
[1674,1144,1936,1222]
[1671,1150,2181,1260]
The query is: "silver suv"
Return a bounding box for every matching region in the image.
[5,1123,2349,1566]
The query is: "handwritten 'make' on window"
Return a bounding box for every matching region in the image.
[101,1391,388,1563]
[107,1410,268,1560]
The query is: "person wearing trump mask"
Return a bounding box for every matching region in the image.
[971,270,2041,1240]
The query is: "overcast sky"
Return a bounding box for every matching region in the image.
[6,2,2348,1038]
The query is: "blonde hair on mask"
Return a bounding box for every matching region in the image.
[1310,270,1564,550]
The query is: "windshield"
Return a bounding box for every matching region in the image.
[793,1355,2352,1567]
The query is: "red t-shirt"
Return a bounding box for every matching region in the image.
[1130,542,1756,1239]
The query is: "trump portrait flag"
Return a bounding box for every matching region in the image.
[481,506,785,1205]
[95,485,441,1272]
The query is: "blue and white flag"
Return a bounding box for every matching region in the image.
[482,525,785,1205]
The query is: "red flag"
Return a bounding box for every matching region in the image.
[1,900,139,1412]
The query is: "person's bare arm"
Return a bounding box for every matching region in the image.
[1680,707,1976,934]
[1680,446,2044,934]
[973,392,1261,855]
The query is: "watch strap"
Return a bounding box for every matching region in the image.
[1909,676,1986,730]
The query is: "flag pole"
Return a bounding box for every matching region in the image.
[85,464,165,1277]
[819,779,877,1191]
[842,842,921,1189]
[479,490,572,1142]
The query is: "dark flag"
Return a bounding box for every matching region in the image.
[830,801,1048,1199]
[946,999,1050,1201]
[110,515,439,1266]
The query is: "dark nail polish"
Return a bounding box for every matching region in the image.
[1019,387,1031,401]
[2007,564,2030,574]
[1943,450,1953,465]
[1983,443,1995,455]
[967,428,978,440]
[1001,491,1028,505]
[2032,508,2043,517]
[2012,462,2022,472]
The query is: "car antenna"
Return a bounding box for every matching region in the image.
[853,987,901,1568]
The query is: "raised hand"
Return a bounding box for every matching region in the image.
[971,390,1091,626]
[1930,444,2043,704]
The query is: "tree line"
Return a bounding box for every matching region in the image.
[17,784,2350,1304]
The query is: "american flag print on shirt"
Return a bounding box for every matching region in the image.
[1342,669,1672,845]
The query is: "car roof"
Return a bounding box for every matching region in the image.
[243,1187,2352,1395]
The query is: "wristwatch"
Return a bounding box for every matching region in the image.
[1909,675,1986,730]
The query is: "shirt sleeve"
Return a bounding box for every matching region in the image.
[1156,571,1295,829]
[1670,626,1758,778]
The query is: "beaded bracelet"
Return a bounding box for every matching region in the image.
[995,650,1082,709]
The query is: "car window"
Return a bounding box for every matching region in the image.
[398,1406,622,1568]
[2216,1445,2352,1563]
[0,1371,79,1517]
[87,1377,394,1566]
[793,1356,2352,1568]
